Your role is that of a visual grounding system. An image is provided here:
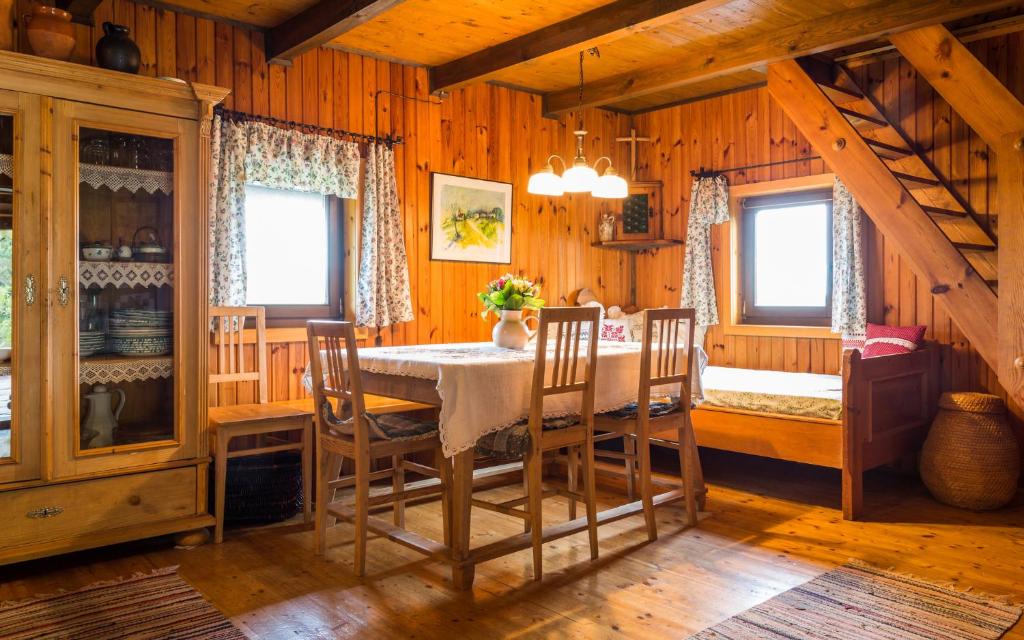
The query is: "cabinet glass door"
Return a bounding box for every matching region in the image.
[0,90,42,484]
[53,101,198,477]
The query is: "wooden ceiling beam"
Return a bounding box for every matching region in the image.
[265,0,408,65]
[542,0,1019,115]
[428,0,729,94]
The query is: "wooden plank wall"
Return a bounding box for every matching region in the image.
[633,33,1023,426]
[58,0,632,405]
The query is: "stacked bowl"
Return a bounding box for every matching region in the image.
[79,330,107,357]
[109,310,173,356]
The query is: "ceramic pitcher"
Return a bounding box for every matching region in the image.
[492,310,540,350]
[83,384,126,448]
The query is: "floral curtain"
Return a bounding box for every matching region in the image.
[208,115,248,307]
[831,177,867,346]
[356,143,414,328]
[681,175,730,328]
[207,117,361,306]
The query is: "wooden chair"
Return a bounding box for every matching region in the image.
[473,306,601,581]
[593,308,703,540]
[306,320,450,576]
[208,306,314,544]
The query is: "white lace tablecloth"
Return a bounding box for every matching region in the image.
[353,341,678,457]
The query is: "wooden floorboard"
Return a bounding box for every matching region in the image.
[0,450,1021,639]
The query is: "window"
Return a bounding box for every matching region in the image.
[740,188,832,326]
[244,184,343,323]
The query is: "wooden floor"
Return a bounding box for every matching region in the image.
[2,451,1022,639]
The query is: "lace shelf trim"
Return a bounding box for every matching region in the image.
[79,163,173,195]
[0,153,11,179]
[80,357,173,384]
[79,261,174,289]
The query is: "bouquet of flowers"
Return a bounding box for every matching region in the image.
[477,274,545,318]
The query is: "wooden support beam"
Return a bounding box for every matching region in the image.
[542,0,1019,114]
[428,0,728,93]
[265,0,407,65]
[891,24,1024,406]
[767,59,999,372]
[890,24,1024,149]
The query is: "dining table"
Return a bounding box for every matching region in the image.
[347,340,699,590]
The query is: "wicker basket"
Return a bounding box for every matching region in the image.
[920,392,1020,510]
[210,451,304,526]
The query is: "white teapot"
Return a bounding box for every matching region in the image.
[82,384,126,448]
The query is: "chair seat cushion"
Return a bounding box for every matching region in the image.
[320,401,438,441]
[474,416,580,460]
[600,400,681,420]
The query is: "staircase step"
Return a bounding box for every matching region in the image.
[893,171,940,188]
[818,82,863,104]
[865,138,913,160]
[921,205,969,218]
[837,106,888,130]
[953,242,997,252]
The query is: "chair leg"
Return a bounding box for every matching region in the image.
[637,421,657,542]
[679,414,699,527]
[582,434,599,561]
[623,435,637,501]
[353,448,370,577]
[436,448,453,548]
[526,449,545,581]
[567,445,579,520]
[301,418,313,525]
[392,454,406,527]
[522,463,532,534]
[315,447,331,555]
[326,453,345,528]
[213,431,229,544]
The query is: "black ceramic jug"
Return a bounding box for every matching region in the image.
[96,22,140,74]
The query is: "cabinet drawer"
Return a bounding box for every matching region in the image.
[0,468,198,549]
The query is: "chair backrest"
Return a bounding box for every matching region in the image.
[305,320,368,441]
[209,306,268,404]
[528,306,601,432]
[637,307,696,409]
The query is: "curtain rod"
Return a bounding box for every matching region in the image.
[214,105,402,147]
[690,155,823,179]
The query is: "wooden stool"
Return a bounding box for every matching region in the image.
[208,306,314,544]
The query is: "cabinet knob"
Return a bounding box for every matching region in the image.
[128,495,142,506]
[1014,356,1024,370]
[27,506,64,519]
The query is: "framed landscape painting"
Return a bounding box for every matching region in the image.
[430,173,512,263]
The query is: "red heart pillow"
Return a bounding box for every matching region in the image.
[861,323,926,358]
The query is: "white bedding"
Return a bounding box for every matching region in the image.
[699,366,843,421]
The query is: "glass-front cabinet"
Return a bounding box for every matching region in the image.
[51,102,201,478]
[0,89,42,485]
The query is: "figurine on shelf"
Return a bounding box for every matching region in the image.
[598,213,616,242]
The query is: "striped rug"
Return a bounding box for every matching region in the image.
[691,563,1022,640]
[0,566,245,639]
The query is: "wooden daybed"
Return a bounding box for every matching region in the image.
[661,345,941,520]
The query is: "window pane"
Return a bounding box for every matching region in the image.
[244,185,329,306]
[753,203,829,307]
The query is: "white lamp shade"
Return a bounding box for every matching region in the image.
[593,172,628,198]
[562,164,599,193]
[527,170,565,196]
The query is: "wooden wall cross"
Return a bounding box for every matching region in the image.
[616,128,651,181]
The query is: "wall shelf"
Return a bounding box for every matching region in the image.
[79,162,173,195]
[592,239,683,252]
[79,261,174,289]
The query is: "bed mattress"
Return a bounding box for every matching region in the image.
[700,366,843,421]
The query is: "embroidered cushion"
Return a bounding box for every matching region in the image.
[319,400,438,441]
[474,416,580,459]
[601,400,681,420]
[861,323,926,358]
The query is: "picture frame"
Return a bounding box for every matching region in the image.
[430,172,513,264]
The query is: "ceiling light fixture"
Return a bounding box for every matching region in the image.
[527,47,627,199]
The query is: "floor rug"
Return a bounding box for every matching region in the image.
[0,566,246,639]
[690,562,1022,640]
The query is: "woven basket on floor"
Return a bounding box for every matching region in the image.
[919,392,1020,510]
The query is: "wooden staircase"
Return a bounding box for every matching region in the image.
[768,58,999,374]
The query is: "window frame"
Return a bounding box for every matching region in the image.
[243,186,345,326]
[739,188,834,327]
